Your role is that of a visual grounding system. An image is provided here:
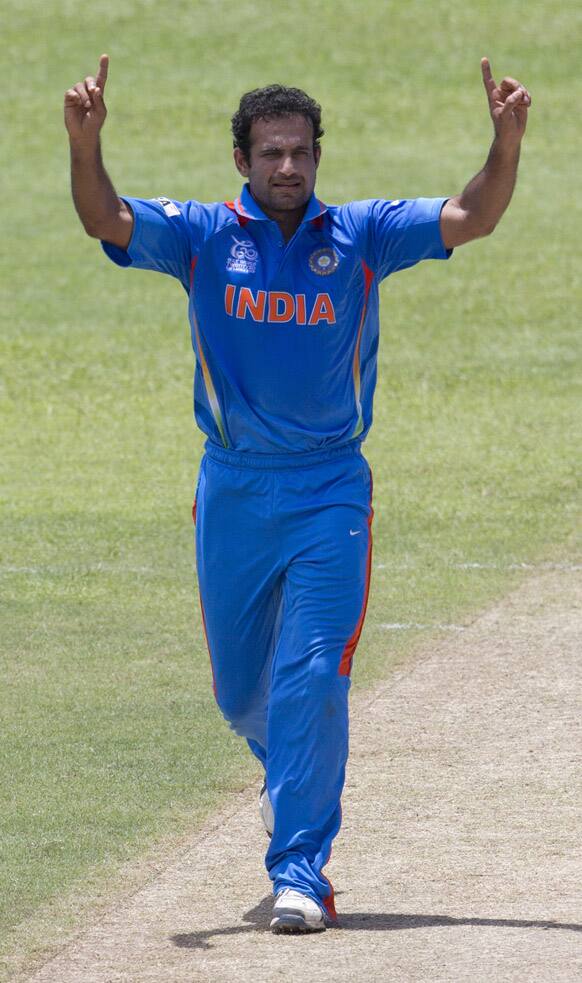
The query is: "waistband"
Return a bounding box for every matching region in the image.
[204,439,363,471]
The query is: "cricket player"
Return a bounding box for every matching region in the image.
[64,56,530,933]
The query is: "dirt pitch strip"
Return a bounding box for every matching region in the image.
[25,570,581,982]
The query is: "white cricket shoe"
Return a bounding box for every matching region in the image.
[259,781,274,838]
[270,888,327,934]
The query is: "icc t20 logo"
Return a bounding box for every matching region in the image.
[226,237,258,274]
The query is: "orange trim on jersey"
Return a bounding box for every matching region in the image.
[190,258,228,448]
[234,196,251,217]
[361,259,374,299]
[351,260,374,437]
[224,199,250,227]
[338,468,374,676]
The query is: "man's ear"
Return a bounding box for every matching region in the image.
[314,145,321,169]
[234,147,250,177]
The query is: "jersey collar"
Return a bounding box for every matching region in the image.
[234,184,327,225]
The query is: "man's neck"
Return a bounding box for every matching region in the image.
[249,192,307,242]
[275,211,304,242]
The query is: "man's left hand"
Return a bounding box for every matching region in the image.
[481,57,531,147]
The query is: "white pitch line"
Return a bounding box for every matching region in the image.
[456,562,582,571]
[381,622,466,632]
[375,562,582,572]
[0,564,155,576]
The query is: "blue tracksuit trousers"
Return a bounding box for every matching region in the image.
[193,440,373,920]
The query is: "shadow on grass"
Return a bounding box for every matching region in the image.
[170,896,582,950]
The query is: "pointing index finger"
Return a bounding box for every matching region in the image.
[481,56,496,95]
[96,54,109,92]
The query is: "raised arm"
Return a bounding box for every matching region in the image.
[64,55,133,248]
[440,58,531,249]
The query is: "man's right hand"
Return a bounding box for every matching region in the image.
[65,54,132,248]
[64,54,109,146]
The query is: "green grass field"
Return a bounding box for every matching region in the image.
[1,0,580,976]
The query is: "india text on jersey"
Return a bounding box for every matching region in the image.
[224,285,336,326]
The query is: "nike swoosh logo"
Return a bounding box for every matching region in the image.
[349,529,361,536]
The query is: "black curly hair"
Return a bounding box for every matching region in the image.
[231,84,324,162]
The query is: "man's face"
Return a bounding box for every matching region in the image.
[233,114,320,218]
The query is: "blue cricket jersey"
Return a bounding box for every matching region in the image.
[102,184,451,453]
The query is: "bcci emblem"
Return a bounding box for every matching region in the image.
[309,247,339,276]
[226,237,258,274]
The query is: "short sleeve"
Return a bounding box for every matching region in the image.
[365,197,452,281]
[101,196,195,291]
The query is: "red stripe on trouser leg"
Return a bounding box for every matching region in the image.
[320,827,338,921]
[199,597,217,698]
[338,484,374,677]
[322,865,337,920]
[323,887,337,921]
